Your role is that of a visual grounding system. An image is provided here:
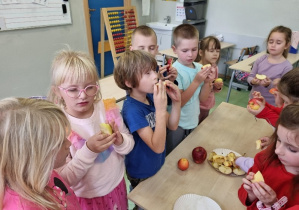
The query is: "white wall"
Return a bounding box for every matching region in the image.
[0,1,88,99]
[135,0,299,74]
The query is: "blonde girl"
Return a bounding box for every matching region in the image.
[198,36,223,124]
[238,104,299,209]
[0,98,80,210]
[48,49,134,210]
[247,25,293,106]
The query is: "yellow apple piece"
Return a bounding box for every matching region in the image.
[201,64,211,69]
[219,165,232,174]
[252,171,264,183]
[233,167,246,176]
[100,123,113,135]
[214,78,223,83]
[256,139,262,150]
[256,74,266,80]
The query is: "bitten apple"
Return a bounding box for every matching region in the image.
[256,74,266,80]
[166,58,173,71]
[201,64,211,69]
[100,123,113,135]
[214,78,223,83]
[192,146,207,164]
[256,139,262,150]
[248,98,262,110]
[178,158,189,171]
[269,88,278,94]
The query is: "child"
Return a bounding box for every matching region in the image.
[236,68,299,172]
[166,23,212,154]
[130,25,178,83]
[48,49,134,210]
[238,104,299,209]
[113,50,181,189]
[198,36,224,124]
[0,98,80,209]
[247,25,293,106]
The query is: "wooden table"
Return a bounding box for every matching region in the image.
[99,75,126,102]
[159,42,235,59]
[226,51,299,102]
[128,102,274,210]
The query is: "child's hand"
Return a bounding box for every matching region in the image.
[260,136,271,149]
[110,121,124,146]
[251,78,261,85]
[260,77,271,87]
[251,182,277,207]
[86,132,116,153]
[158,65,168,80]
[242,172,257,203]
[164,66,178,82]
[154,80,167,112]
[165,80,181,103]
[195,66,210,84]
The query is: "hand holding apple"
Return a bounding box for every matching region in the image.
[178,158,189,171]
[192,146,207,164]
[247,98,265,116]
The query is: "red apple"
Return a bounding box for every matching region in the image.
[269,88,278,94]
[167,58,173,71]
[248,98,262,110]
[192,146,207,164]
[178,158,189,171]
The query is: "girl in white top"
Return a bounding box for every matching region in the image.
[48,49,134,210]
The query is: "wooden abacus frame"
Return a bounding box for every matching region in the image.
[100,6,138,78]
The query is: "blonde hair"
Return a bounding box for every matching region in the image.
[172,23,199,47]
[48,49,101,106]
[131,25,157,45]
[0,98,70,210]
[114,50,157,92]
[266,25,292,58]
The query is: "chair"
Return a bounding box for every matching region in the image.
[224,46,259,102]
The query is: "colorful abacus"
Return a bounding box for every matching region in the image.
[101,6,138,77]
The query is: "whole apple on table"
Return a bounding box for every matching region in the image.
[192,146,207,164]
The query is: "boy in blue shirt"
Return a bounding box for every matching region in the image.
[166,24,212,154]
[113,50,181,189]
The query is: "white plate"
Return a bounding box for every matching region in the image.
[173,194,221,210]
[213,148,241,157]
[207,148,243,177]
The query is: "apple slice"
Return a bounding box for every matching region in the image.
[201,64,211,69]
[256,74,266,80]
[269,88,278,94]
[100,123,113,135]
[233,167,246,175]
[252,171,264,183]
[256,139,262,150]
[219,165,232,174]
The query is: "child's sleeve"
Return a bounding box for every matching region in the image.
[56,143,99,186]
[256,102,282,127]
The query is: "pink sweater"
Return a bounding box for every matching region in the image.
[3,170,80,209]
[57,100,134,198]
[200,66,221,110]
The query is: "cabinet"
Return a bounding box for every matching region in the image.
[153,28,173,51]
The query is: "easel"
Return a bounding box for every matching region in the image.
[100,6,138,78]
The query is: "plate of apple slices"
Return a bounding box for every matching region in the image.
[207,148,246,176]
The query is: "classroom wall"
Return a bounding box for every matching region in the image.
[0,1,89,99]
[135,0,299,74]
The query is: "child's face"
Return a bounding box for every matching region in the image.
[267,32,288,57]
[173,38,198,68]
[57,79,97,118]
[201,41,220,65]
[275,125,299,175]
[130,33,158,56]
[133,69,158,94]
[54,138,71,169]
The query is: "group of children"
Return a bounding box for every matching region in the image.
[0,22,298,210]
